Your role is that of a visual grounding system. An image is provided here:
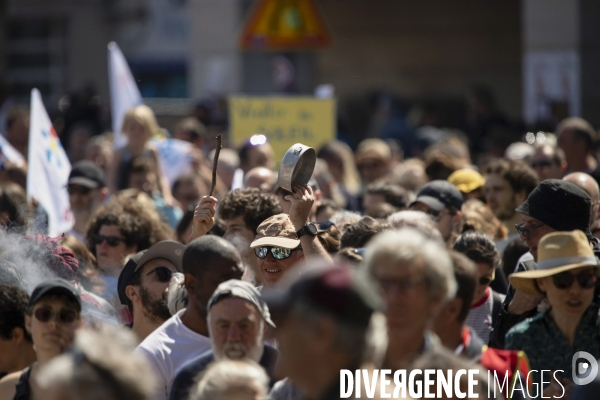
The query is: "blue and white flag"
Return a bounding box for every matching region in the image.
[154,138,195,187]
[27,89,74,236]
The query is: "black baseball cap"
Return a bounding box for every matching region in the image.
[410,180,464,212]
[261,263,384,328]
[68,161,106,188]
[29,278,81,311]
[117,241,185,305]
[516,179,592,238]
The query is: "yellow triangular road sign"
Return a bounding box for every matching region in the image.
[240,0,331,50]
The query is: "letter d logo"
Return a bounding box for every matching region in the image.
[573,351,598,385]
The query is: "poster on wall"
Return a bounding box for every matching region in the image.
[229,96,336,164]
[523,50,580,126]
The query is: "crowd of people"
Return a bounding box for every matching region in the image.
[1,102,600,399]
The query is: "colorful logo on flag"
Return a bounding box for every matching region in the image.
[41,126,63,168]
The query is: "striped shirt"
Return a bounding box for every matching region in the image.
[466,287,504,344]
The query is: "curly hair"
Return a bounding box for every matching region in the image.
[483,159,538,197]
[0,284,31,342]
[453,231,500,269]
[85,199,175,256]
[218,188,282,234]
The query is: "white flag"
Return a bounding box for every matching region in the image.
[27,89,74,236]
[0,134,25,167]
[108,42,142,149]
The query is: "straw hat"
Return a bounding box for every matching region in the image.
[509,230,598,295]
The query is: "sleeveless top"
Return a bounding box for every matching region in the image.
[13,365,32,400]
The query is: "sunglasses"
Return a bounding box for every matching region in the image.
[93,234,125,247]
[34,306,78,324]
[515,222,545,240]
[67,185,92,195]
[551,271,598,290]
[255,246,302,260]
[146,266,174,282]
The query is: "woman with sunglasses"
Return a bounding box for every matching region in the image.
[0,279,82,400]
[506,230,600,397]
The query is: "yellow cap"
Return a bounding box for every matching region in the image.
[448,169,485,193]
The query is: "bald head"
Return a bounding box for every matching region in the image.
[183,235,243,278]
[564,172,600,223]
[244,167,276,191]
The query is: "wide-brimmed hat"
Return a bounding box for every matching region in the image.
[509,230,599,295]
[250,214,300,249]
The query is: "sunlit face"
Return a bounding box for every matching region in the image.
[95,224,137,273]
[136,258,177,322]
[257,248,303,287]
[473,262,495,304]
[223,216,256,259]
[25,296,81,357]
[537,267,597,317]
[123,119,149,148]
[517,215,555,261]
[208,297,264,362]
[370,257,439,336]
[484,173,517,221]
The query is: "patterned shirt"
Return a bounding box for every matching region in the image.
[505,304,600,382]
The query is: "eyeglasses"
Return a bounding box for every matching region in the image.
[93,234,125,247]
[531,160,553,169]
[515,222,545,240]
[255,246,302,260]
[67,185,92,195]
[34,306,78,324]
[146,266,174,282]
[551,271,598,290]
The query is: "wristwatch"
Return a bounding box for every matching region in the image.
[296,222,319,238]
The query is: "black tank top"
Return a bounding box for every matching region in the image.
[13,365,31,400]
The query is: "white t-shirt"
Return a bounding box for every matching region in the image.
[135,309,211,400]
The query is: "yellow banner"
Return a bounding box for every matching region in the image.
[229,96,336,164]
